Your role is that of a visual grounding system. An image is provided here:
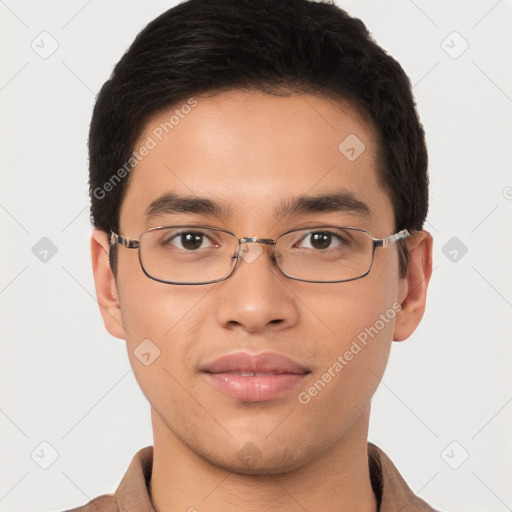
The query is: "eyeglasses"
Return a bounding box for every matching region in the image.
[109,225,411,285]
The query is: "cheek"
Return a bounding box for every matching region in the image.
[308,266,400,341]
[300,273,400,403]
[116,248,206,339]
[117,283,204,410]
[297,305,396,439]
[115,262,206,385]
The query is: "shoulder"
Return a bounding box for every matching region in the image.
[368,442,441,512]
[61,494,119,512]
[60,446,154,512]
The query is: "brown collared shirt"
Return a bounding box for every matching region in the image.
[65,443,439,511]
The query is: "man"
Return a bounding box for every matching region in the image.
[72,0,437,510]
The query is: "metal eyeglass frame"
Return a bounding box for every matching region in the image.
[109,225,411,285]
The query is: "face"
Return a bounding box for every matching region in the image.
[92,90,428,474]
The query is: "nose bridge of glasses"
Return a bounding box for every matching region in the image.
[238,236,276,246]
[238,237,276,256]
[234,237,278,265]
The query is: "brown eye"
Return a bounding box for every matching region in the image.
[297,231,344,250]
[179,232,204,250]
[162,231,213,251]
[309,232,332,250]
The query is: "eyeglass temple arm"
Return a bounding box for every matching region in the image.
[373,229,411,248]
[110,232,140,249]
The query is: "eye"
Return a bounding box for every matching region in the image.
[165,231,217,251]
[296,231,345,250]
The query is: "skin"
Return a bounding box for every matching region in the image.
[91,90,432,512]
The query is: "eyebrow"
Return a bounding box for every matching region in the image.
[275,190,370,218]
[144,192,228,219]
[144,189,370,221]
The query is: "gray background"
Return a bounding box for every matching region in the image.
[1,1,511,510]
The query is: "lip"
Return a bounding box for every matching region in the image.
[201,352,310,402]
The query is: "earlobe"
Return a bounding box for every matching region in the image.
[91,229,126,340]
[393,230,433,342]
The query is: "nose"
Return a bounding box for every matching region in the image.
[214,242,299,334]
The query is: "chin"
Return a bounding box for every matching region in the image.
[199,441,315,476]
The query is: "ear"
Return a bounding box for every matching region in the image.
[393,230,433,342]
[91,229,126,340]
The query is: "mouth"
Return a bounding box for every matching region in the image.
[201,352,311,402]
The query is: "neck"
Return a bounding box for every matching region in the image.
[149,405,378,512]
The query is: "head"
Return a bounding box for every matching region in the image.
[90,0,432,473]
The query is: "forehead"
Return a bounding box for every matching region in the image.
[119,90,394,234]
